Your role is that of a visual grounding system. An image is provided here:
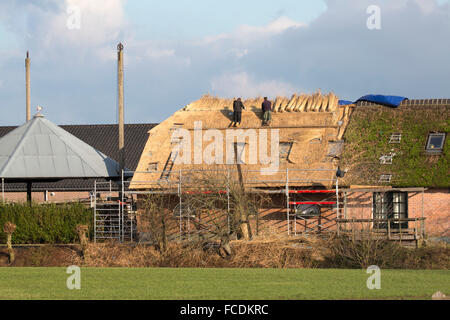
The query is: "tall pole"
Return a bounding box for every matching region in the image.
[117,43,125,173]
[25,51,31,122]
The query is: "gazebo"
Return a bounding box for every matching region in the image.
[0,113,122,202]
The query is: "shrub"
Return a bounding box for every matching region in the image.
[0,202,93,244]
[323,235,450,269]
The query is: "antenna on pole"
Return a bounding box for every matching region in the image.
[117,43,125,174]
[25,51,31,122]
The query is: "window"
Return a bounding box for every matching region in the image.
[373,192,408,229]
[379,153,395,164]
[378,174,392,183]
[389,133,402,144]
[309,137,322,144]
[426,133,446,153]
[233,142,246,164]
[279,142,293,163]
[147,162,158,171]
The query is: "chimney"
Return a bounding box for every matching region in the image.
[25,51,30,122]
[117,43,125,175]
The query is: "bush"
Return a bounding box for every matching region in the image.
[323,235,450,269]
[0,202,93,244]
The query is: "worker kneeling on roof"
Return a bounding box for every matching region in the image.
[262,97,272,126]
[231,97,245,127]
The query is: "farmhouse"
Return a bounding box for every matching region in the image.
[130,94,449,243]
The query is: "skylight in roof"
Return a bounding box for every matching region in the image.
[426,133,446,153]
[389,133,402,144]
[379,174,392,183]
[379,153,395,164]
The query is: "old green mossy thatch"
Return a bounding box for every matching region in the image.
[340,104,449,187]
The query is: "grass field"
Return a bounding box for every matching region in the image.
[0,268,448,300]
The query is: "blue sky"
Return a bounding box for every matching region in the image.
[0,0,449,126]
[125,0,327,39]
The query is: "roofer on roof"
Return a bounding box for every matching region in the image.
[262,97,272,126]
[231,98,245,127]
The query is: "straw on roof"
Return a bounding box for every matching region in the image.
[184,92,339,113]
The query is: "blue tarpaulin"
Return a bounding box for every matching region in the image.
[355,95,408,108]
[338,95,408,108]
[338,100,354,106]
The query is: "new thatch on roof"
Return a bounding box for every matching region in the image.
[131,92,352,190]
[183,92,339,113]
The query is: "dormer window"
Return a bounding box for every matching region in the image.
[279,142,293,163]
[426,133,445,153]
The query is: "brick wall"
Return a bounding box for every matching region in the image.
[1,191,91,203]
[344,189,449,237]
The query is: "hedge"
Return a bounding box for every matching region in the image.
[0,202,93,244]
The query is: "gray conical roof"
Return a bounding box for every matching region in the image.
[0,114,121,179]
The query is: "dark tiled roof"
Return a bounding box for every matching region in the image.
[0,123,157,191]
[356,98,450,107]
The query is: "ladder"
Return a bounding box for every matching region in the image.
[160,150,179,180]
[160,124,184,180]
[93,181,137,242]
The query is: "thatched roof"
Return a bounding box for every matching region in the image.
[340,102,450,188]
[183,91,339,112]
[131,92,352,190]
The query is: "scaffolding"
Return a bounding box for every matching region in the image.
[123,167,342,241]
[93,179,136,242]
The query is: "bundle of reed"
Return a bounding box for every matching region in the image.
[76,224,89,259]
[327,92,338,112]
[273,96,285,113]
[3,222,16,264]
[285,94,298,112]
[293,94,306,112]
[278,97,289,113]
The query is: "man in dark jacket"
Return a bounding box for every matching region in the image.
[261,97,272,126]
[232,98,245,127]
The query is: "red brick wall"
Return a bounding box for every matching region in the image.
[409,189,449,237]
[4,189,447,238]
[1,191,91,203]
[344,189,449,237]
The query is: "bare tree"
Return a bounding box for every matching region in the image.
[139,166,270,257]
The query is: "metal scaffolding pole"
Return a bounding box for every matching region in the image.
[94,180,97,243]
[179,169,182,241]
[286,168,290,236]
[335,177,340,219]
[421,189,425,237]
[121,170,124,242]
[227,168,230,234]
[1,178,4,202]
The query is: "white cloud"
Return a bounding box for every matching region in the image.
[228,48,249,59]
[1,0,449,126]
[211,72,296,98]
[414,0,438,13]
[202,16,305,44]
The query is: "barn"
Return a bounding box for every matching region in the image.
[129,94,449,244]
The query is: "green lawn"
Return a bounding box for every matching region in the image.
[0,268,448,300]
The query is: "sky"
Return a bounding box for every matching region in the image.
[0,0,449,126]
